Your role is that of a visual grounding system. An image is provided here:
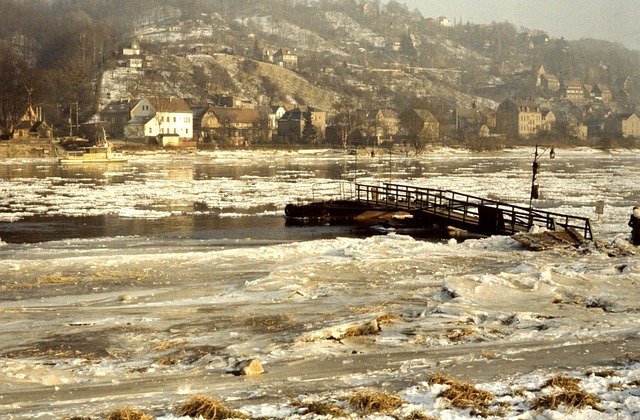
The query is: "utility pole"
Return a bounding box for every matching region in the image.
[529,144,555,208]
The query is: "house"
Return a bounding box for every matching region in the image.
[277,107,326,143]
[560,80,585,102]
[121,97,193,142]
[273,48,298,70]
[200,106,264,145]
[496,98,542,140]
[148,97,193,140]
[122,41,141,56]
[541,110,556,132]
[190,106,210,141]
[400,109,440,140]
[101,99,139,139]
[605,112,640,138]
[454,107,484,132]
[540,73,560,91]
[122,41,144,68]
[592,84,612,103]
[374,109,400,138]
[438,16,453,27]
[13,105,50,139]
[267,105,289,130]
[123,98,156,140]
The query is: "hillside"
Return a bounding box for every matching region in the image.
[96,0,640,117]
[2,0,640,137]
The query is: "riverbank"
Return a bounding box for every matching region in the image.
[0,139,53,158]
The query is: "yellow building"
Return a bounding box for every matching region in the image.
[496,98,542,140]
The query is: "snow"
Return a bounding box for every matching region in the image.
[0,148,639,419]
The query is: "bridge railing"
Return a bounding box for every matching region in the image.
[355,183,593,240]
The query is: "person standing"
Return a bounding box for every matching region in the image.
[629,207,640,245]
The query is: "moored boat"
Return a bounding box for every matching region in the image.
[55,142,128,164]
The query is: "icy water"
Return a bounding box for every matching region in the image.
[1,148,640,419]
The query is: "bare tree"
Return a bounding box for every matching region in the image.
[0,45,34,139]
[332,96,366,148]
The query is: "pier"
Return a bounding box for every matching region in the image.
[355,183,593,240]
[286,182,594,240]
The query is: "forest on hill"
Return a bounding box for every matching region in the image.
[1,0,639,142]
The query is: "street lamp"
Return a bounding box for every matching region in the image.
[529,144,555,207]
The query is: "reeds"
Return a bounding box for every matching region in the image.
[533,374,604,413]
[428,373,494,409]
[106,407,153,420]
[177,395,248,419]
[343,389,405,413]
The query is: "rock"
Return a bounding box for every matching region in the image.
[228,358,264,376]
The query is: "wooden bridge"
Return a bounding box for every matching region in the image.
[355,183,594,240]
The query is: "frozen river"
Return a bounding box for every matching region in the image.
[1,148,640,419]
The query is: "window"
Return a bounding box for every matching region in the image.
[173,117,177,123]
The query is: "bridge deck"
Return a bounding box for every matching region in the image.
[355,183,593,240]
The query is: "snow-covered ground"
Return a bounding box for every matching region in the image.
[0,148,639,419]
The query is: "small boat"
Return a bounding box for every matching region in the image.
[56,142,128,164]
[54,127,128,164]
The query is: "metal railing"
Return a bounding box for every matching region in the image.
[355,182,593,240]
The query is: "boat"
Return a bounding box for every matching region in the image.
[56,142,128,164]
[53,127,128,164]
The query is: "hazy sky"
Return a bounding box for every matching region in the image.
[401,0,640,50]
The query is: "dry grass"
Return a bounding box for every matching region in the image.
[403,410,438,419]
[177,395,248,419]
[294,400,347,417]
[152,339,187,351]
[445,328,475,342]
[542,374,582,391]
[342,319,381,338]
[107,407,153,420]
[9,270,152,290]
[344,389,405,413]
[93,270,152,282]
[36,275,77,286]
[376,313,403,325]
[428,373,494,409]
[533,374,604,413]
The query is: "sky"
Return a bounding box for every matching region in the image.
[402,0,640,51]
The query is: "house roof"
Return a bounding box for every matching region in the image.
[275,48,296,57]
[190,106,209,120]
[412,109,438,123]
[101,99,139,114]
[147,97,191,113]
[618,112,639,120]
[209,107,262,124]
[563,80,584,89]
[128,116,154,125]
[377,109,399,119]
[542,110,555,119]
[504,98,540,108]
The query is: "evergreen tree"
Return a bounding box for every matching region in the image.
[301,111,318,144]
